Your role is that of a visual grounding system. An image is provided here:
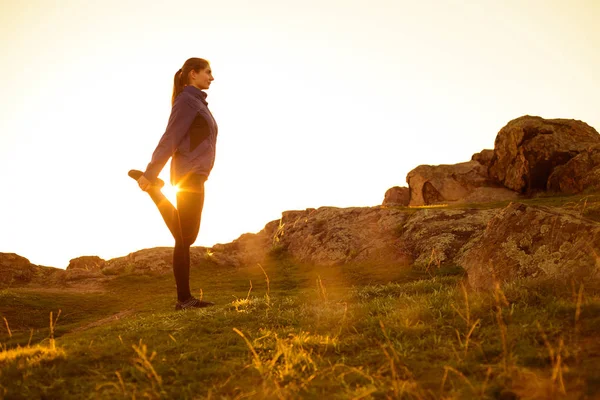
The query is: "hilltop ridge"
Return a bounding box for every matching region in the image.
[2,115,600,290]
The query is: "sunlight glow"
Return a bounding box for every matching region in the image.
[162,185,180,206]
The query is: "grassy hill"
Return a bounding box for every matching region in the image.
[1,250,599,399]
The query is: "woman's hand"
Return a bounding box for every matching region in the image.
[137,175,152,191]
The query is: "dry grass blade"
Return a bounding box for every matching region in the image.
[575,283,583,329]
[49,309,62,350]
[233,328,263,373]
[132,339,163,392]
[317,275,328,301]
[464,319,481,358]
[2,317,11,338]
[493,282,511,373]
[536,321,567,395]
[115,371,126,396]
[443,366,476,394]
[451,282,481,359]
[246,280,253,300]
[257,263,271,305]
[439,367,449,398]
[334,302,348,341]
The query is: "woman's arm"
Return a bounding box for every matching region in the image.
[143,96,197,182]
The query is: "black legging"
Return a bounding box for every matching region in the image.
[146,174,206,302]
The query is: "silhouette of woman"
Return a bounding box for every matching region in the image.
[129,58,218,310]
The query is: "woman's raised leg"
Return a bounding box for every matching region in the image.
[145,188,181,240]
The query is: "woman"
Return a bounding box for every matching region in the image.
[128,57,218,310]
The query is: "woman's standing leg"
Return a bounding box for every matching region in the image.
[173,174,206,302]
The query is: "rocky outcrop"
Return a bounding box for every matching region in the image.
[382,186,410,206]
[471,149,494,168]
[209,207,413,268]
[64,256,107,281]
[547,145,600,194]
[275,207,412,266]
[0,253,40,285]
[5,115,600,291]
[209,206,498,270]
[398,208,497,268]
[67,256,106,271]
[398,116,600,207]
[406,160,519,206]
[488,116,600,193]
[4,201,600,291]
[0,253,66,287]
[100,247,210,275]
[459,202,600,289]
[208,231,272,269]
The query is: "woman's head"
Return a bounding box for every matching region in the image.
[172,58,213,105]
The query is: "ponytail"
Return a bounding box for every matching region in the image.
[172,69,184,105]
[171,58,210,105]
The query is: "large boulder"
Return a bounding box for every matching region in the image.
[547,145,600,194]
[67,256,106,271]
[64,256,109,284]
[382,186,410,206]
[406,160,519,206]
[459,202,600,289]
[488,116,600,193]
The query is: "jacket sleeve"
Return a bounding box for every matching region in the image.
[143,96,197,182]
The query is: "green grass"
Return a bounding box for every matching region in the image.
[1,256,599,399]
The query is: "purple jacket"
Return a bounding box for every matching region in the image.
[144,85,218,185]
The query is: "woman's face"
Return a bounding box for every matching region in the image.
[189,66,214,90]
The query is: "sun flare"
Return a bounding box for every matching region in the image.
[162,184,180,204]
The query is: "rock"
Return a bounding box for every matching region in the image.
[0,253,37,285]
[547,145,600,194]
[207,231,271,268]
[208,207,416,268]
[67,256,106,271]
[459,187,521,204]
[270,207,413,266]
[102,247,175,275]
[488,116,600,193]
[209,206,501,271]
[0,253,65,288]
[459,202,600,289]
[399,208,497,269]
[406,160,518,206]
[64,269,105,281]
[382,186,410,206]
[471,149,494,168]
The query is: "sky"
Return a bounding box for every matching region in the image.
[1,0,599,268]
